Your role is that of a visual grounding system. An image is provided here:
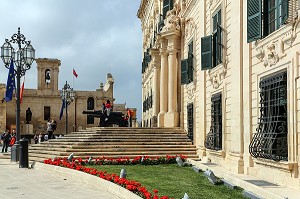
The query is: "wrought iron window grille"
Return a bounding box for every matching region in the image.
[187,103,194,143]
[205,93,222,150]
[249,71,288,161]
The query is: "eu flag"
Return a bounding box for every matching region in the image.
[59,100,66,120]
[5,59,15,102]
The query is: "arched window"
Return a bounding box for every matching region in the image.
[45,69,51,85]
[87,97,95,124]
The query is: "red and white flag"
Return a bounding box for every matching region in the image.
[73,69,78,78]
[20,81,24,104]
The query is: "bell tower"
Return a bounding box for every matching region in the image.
[35,58,60,91]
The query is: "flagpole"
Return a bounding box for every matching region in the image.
[73,67,75,89]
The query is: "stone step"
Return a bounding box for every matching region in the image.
[42,141,193,145]
[28,127,198,162]
[32,150,197,157]
[29,147,196,153]
[30,144,196,150]
[63,134,188,137]
[46,138,192,143]
[79,127,184,133]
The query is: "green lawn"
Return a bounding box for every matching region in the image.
[89,164,245,199]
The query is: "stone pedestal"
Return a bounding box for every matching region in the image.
[158,112,166,127]
[21,124,33,135]
[164,111,179,127]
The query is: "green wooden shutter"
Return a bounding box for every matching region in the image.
[247,0,262,43]
[188,41,194,82]
[281,0,289,24]
[181,59,188,85]
[216,24,222,65]
[201,35,213,70]
[187,55,193,83]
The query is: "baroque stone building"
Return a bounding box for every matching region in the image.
[0,58,136,135]
[138,0,300,191]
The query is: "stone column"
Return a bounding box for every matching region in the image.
[164,33,180,127]
[158,41,168,127]
[164,49,179,127]
[150,49,161,127]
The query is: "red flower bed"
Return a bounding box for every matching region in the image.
[44,155,187,199]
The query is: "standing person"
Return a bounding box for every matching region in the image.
[102,103,106,113]
[105,100,111,121]
[47,118,54,140]
[9,132,16,147]
[1,130,11,153]
[33,133,38,144]
[51,119,57,139]
[38,133,43,143]
[127,108,133,127]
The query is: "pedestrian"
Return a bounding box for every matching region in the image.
[38,133,43,143]
[127,108,133,127]
[51,119,57,139]
[47,118,54,140]
[102,103,106,113]
[34,133,38,144]
[105,100,111,121]
[9,133,16,147]
[1,130,11,153]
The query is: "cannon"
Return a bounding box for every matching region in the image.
[82,110,128,127]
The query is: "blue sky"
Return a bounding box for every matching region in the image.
[0,0,143,121]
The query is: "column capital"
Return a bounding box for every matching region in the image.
[167,49,179,55]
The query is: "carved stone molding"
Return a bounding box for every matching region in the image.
[254,11,300,67]
[185,18,195,41]
[255,40,287,67]
[161,1,181,32]
[209,0,222,10]
[282,10,300,46]
[208,62,227,89]
[187,83,195,100]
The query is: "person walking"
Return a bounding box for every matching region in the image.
[47,118,54,140]
[34,133,39,144]
[1,130,11,153]
[9,133,16,147]
[127,108,133,127]
[105,100,111,121]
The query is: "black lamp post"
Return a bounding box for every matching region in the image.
[60,81,75,134]
[0,27,35,162]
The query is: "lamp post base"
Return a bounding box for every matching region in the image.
[11,143,20,162]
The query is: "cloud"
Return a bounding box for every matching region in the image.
[0,0,142,120]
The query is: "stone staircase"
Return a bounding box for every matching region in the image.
[28,127,198,162]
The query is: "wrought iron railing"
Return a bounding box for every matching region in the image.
[205,93,222,150]
[249,71,288,161]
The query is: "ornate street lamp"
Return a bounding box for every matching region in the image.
[1,27,35,162]
[60,81,75,134]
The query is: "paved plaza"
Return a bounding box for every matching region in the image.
[0,158,124,199]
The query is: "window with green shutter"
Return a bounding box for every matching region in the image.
[181,59,188,85]
[247,0,289,43]
[187,41,194,83]
[201,35,213,70]
[201,9,223,70]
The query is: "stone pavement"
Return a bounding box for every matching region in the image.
[0,158,140,199]
[189,159,300,199]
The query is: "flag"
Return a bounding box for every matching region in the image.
[20,81,24,104]
[73,69,78,78]
[59,100,66,120]
[5,59,15,102]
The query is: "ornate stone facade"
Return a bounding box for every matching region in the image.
[138,0,300,192]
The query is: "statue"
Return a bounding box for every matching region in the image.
[26,107,32,124]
